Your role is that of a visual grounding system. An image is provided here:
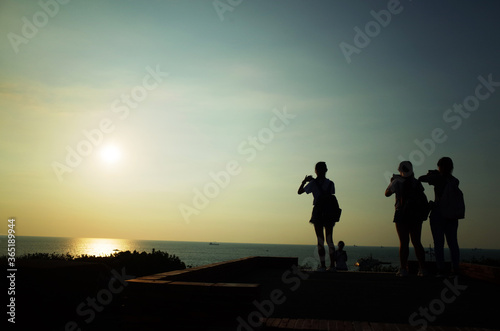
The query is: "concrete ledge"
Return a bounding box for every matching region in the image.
[124,256,298,323]
[127,256,298,283]
[407,261,500,285]
[122,257,499,330]
[262,318,500,331]
[460,262,500,285]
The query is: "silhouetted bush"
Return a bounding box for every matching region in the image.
[1,249,186,277]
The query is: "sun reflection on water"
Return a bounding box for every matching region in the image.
[72,238,134,256]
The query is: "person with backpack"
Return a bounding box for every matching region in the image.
[419,157,463,277]
[385,161,428,277]
[298,161,338,272]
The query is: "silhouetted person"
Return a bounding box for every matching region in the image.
[335,241,348,271]
[298,162,336,272]
[385,161,427,277]
[419,157,461,277]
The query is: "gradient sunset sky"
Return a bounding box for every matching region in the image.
[1,0,499,248]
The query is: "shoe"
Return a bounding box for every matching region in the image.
[435,269,447,278]
[327,267,337,272]
[417,269,428,277]
[396,268,409,277]
[316,266,327,272]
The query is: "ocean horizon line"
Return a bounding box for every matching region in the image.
[2,235,499,250]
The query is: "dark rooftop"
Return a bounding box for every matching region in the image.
[14,257,500,330]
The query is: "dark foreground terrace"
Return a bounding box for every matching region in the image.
[13,257,500,330]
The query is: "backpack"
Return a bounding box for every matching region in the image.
[399,178,430,222]
[312,181,342,223]
[440,178,465,219]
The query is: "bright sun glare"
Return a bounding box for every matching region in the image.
[100,144,121,164]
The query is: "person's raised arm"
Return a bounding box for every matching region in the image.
[418,170,439,183]
[298,175,312,194]
[385,176,395,197]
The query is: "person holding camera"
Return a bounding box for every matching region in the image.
[385,161,427,277]
[418,157,461,277]
[298,161,336,272]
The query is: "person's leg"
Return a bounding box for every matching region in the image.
[409,221,426,272]
[430,210,446,274]
[396,222,410,272]
[324,224,336,269]
[314,223,326,269]
[444,219,460,273]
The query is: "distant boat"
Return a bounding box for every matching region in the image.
[209,242,219,245]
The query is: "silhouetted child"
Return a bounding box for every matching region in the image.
[335,241,348,271]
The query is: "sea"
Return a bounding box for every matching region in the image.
[2,236,500,270]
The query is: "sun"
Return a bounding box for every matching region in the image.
[100,144,122,164]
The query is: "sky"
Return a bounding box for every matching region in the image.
[1,0,499,249]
